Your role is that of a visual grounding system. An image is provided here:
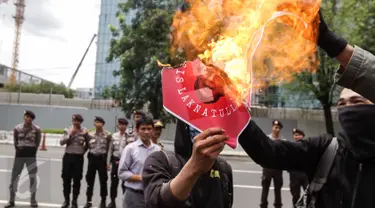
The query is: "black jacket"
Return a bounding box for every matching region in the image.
[142,120,233,208]
[239,120,375,208]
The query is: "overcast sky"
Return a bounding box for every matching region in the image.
[0,0,101,89]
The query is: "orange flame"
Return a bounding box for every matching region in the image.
[171,0,321,105]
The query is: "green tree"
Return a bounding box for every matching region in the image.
[287,51,341,135]
[107,0,183,121]
[358,0,375,53]
[286,0,371,135]
[101,86,112,99]
[4,81,75,98]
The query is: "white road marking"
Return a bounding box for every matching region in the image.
[241,161,256,164]
[233,170,262,174]
[0,169,10,172]
[0,200,98,208]
[0,155,260,172]
[0,155,62,162]
[0,155,265,175]
[234,185,290,191]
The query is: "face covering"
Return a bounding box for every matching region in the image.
[188,126,201,142]
[338,104,375,162]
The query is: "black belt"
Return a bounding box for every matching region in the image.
[127,187,144,194]
[89,153,106,157]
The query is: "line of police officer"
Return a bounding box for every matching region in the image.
[260,120,308,208]
[4,110,164,208]
[60,113,141,208]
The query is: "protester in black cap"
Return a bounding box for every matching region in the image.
[60,114,89,208]
[288,128,308,208]
[106,118,128,208]
[5,110,41,208]
[84,116,112,208]
[260,120,286,208]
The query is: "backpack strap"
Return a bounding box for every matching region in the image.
[161,150,184,178]
[307,137,339,193]
[161,150,194,207]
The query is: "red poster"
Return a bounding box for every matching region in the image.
[162,59,251,149]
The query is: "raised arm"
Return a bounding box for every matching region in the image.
[335,45,375,103]
[60,128,71,146]
[239,120,331,173]
[316,11,375,102]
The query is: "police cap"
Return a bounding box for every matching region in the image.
[154,119,164,128]
[272,120,283,128]
[293,128,305,136]
[118,118,128,125]
[94,116,105,124]
[72,114,84,122]
[24,110,35,120]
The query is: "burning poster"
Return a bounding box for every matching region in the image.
[161,0,321,148]
[162,59,251,149]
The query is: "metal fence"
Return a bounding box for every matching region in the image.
[0,91,120,110]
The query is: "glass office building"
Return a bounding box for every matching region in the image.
[94,0,124,98]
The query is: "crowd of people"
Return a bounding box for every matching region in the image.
[4,110,167,208]
[2,6,375,208]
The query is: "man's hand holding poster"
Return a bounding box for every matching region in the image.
[162,59,251,149]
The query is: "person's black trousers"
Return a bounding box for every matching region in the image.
[9,148,38,202]
[260,168,283,208]
[109,156,120,201]
[61,153,84,201]
[289,172,308,208]
[85,153,108,201]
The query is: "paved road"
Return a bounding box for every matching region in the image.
[0,145,294,208]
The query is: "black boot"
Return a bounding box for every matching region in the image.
[4,202,15,208]
[83,202,92,208]
[100,199,106,208]
[61,201,70,208]
[107,200,116,208]
[30,193,38,207]
[71,199,78,208]
[70,194,78,208]
[5,192,16,208]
